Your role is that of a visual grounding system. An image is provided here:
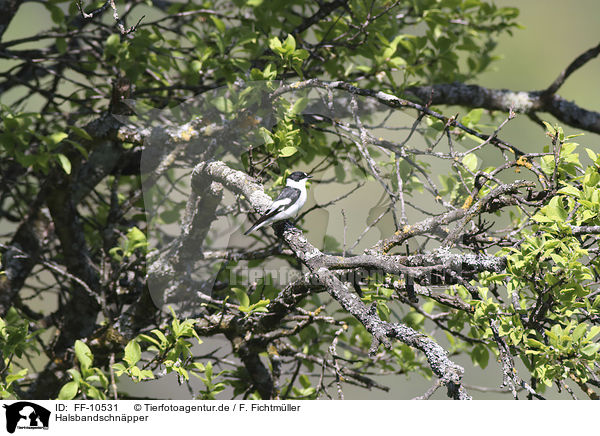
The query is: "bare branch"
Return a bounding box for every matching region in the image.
[542,41,600,97]
[404,82,600,135]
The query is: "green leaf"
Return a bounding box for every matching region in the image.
[56,38,67,54]
[540,155,555,175]
[212,96,234,113]
[205,361,213,378]
[279,146,298,157]
[585,148,597,162]
[299,374,311,389]
[471,344,489,369]
[210,16,226,32]
[377,302,391,321]
[571,324,587,342]
[581,343,600,357]
[47,132,68,147]
[74,340,93,371]
[67,368,82,384]
[140,369,155,380]
[232,287,250,308]
[462,153,479,171]
[57,154,71,175]
[586,326,600,341]
[86,385,104,399]
[542,121,556,136]
[556,185,580,197]
[239,299,270,314]
[58,381,79,400]
[106,34,121,50]
[112,363,127,376]
[66,139,89,158]
[290,97,308,116]
[191,60,203,72]
[108,247,123,261]
[334,164,346,182]
[583,169,600,187]
[258,127,274,145]
[527,338,545,348]
[124,340,142,366]
[138,333,161,347]
[5,368,28,385]
[269,37,283,54]
[69,125,93,141]
[462,108,483,126]
[150,329,168,347]
[130,366,142,380]
[545,196,568,222]
[124,226,147,256]
[46,3,64,24]
[283,34,296,52]
[565,132,584,140]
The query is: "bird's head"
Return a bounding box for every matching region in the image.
[286,171,312,187]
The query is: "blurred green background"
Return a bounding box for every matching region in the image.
[479,0,600,150]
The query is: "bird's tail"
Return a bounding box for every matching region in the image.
[243,221,265,235]
[245,209,277,235]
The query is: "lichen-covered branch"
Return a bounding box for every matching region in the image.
[404,82,600,135]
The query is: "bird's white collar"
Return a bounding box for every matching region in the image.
[286,178,308,190]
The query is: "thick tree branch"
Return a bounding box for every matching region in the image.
[0,206,47,315]
[176,177,223,267]
[45,177,102,352]
[310,266,471,399]
[404,82,600,135]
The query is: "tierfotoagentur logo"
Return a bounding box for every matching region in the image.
[2,402,50,433]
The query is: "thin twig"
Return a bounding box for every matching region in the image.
[109,353,118,400]
[542,41,600,96]
[341,209,347,257]
[412,378,443,400]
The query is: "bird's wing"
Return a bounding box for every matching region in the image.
[245,187,302,234]
[274,186,301,205]
[262,186,300,215]
[247,196,291,229]
[267,196,293,213]
[253,198,291,224]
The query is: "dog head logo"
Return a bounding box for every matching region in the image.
[3,402,50,433]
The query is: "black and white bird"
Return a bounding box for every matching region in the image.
[244,171,312,235]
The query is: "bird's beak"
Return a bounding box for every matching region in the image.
[307,175,313,179]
